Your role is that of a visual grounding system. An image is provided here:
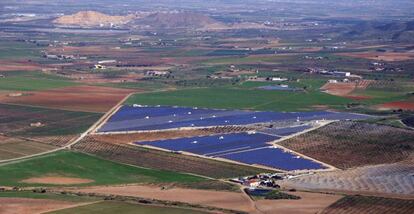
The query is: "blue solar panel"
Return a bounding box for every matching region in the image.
[220,147,325,170]
[136,133,279,156]
[98,105,371,132]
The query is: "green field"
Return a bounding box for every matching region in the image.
[0,76,78,91]
[49,201,208,214]
[0,41,40,59]
[0,151,206,187]
[126,87,351,111]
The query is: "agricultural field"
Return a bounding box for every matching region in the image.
[1,0,414,213]
[0,85,136,113]
[126,87,352,112]
[0,75,78,91]
[0,150,206,187]
[50,201,209,214]
[278,121,414,169]
[0,135,58,160]
[321,195,414,214]
[0,103,101,137]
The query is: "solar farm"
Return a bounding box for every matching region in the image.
[98,105,369,133]
[95,105,371,171]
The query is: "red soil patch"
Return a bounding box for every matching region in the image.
[0,198,80,214]
[338,52,414,62]
[320,82,356,96]
[21,176,94,185]
[379,101,414,110]
[0,60,45,72]
[0,85,136,112]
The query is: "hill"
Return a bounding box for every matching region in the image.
[134,12,222,29]
[53,11,134,27]
[342,20,414,42]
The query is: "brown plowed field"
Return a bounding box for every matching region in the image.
[277,121,414,169]
[320,82,356,96]
[64,184,255,213]
[379,101,414,111]
[0,85,136,112]
[320,195,414,214]
[338,52,414,61]
[0,198,80,214]
[0,60,45,72]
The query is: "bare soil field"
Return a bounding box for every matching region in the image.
[61,185,341,214]
[281,160,414,196]
[321,195,414,214]
[0,85,136,112]
[255,191,342,214]
[337,52,414,61]
[278,121,414,169]
[321,80,373,99]
[379,101,414,111]
[73,137,268,178]
[320,82,357,96]
[21,176,94,185]
[0,60,45,72]
[92,126,254,144]
[63,184,255,213]
[0,197,80,214]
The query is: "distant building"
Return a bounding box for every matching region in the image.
[98,60,117,64]
[94,64,106,70]
[146,71,170,76]
[271,77,288,82]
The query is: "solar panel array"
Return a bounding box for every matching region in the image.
[136,132,325,171]
[99,105,370,132]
